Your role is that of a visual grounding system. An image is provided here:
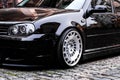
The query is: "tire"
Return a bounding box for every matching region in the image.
[57,28,83,68]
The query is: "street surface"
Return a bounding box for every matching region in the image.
[0,54,120,80]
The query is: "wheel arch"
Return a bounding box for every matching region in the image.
[56,27,85,67]
[56,23,86,52]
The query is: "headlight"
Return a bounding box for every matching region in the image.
[8,24,35,36]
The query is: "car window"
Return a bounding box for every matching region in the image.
[91,0,112,12]
[114,0,120,12]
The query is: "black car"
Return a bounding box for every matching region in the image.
[0,0,119,67]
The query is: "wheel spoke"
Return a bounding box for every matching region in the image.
[62,30,83,66]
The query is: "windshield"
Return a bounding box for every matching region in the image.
[17,0,74,9]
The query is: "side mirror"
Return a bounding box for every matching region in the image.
[84,5,107,18]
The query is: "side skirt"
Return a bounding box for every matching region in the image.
[83,45,120,60]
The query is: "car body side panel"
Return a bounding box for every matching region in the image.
[85,13,120,50]
[82,0,120,51]
[33,9,86,36]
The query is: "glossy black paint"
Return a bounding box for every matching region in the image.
[85,13,119,49]
[83,0,120,54]
[0,0,120,62]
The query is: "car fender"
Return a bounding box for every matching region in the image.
[33,9,86,36]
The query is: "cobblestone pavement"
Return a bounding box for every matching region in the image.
[0,54,120,80]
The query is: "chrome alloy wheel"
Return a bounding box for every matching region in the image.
[62,30,83,67]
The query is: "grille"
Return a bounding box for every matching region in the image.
[0,25,9,35]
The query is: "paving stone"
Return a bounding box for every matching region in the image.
[0,55,120,80]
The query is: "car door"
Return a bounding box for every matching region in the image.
[85,0,119,50]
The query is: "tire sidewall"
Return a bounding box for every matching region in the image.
[57,28,83,68]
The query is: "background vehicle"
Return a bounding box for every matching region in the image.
[0,0,120,68]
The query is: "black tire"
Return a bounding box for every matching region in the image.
[57,28,83,68]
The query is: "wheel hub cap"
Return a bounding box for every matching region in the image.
[63,30,83,66]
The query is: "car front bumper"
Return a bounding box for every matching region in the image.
[0,34,56,59]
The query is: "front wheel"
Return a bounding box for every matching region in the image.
[57,28,83,67]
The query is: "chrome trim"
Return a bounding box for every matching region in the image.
[85,44,120,53]
[87,32,120,37]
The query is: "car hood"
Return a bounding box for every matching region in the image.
[0,8,76,21]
